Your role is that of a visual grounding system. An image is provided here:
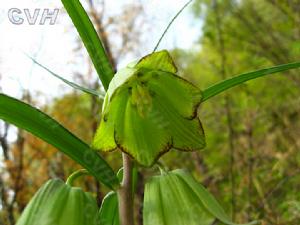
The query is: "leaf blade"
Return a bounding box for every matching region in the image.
[0,94,119,190]
[27,54,104,98]
[61,0,114,90]
[202,62,300,102]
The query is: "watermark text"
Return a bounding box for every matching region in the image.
[8,8,59,25]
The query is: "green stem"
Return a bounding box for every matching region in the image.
[156,161,168,175]
[66,169,90,186]
[118,153,135,225]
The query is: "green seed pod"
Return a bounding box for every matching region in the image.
[92,50,205,167]
[16,179,99,225]
[143,169,259,225]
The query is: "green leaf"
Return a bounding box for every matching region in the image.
[27,54,104,98]
[99,191,120,225]
[0,94,119,190]
[61,0,114,90]
[153,0,193,52]
[202,62,300,102]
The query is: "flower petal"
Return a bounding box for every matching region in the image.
[148,70,202,119]
[136,50,177,73]
[114,90,171,166]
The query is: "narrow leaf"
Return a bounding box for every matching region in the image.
[202,62,300,102]
[27,55,104,98]
[0,94,119,190]
[153,0,193,52]
[61,0,114,90]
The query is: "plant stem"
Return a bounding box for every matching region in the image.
[66,169,89,186]
[118,153,135,225]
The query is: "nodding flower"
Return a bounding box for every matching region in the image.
[92,50,205,167]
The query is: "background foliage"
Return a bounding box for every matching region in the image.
[1,0,300,225]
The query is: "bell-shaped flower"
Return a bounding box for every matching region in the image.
[93,50,205,166]
[16,179,99,225]
[143,169,259,225]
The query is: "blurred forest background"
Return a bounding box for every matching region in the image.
[1,0,300,224]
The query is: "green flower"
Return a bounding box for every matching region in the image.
[143,169,259,225]
[16,179,99,225]
[93,50,205,166]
